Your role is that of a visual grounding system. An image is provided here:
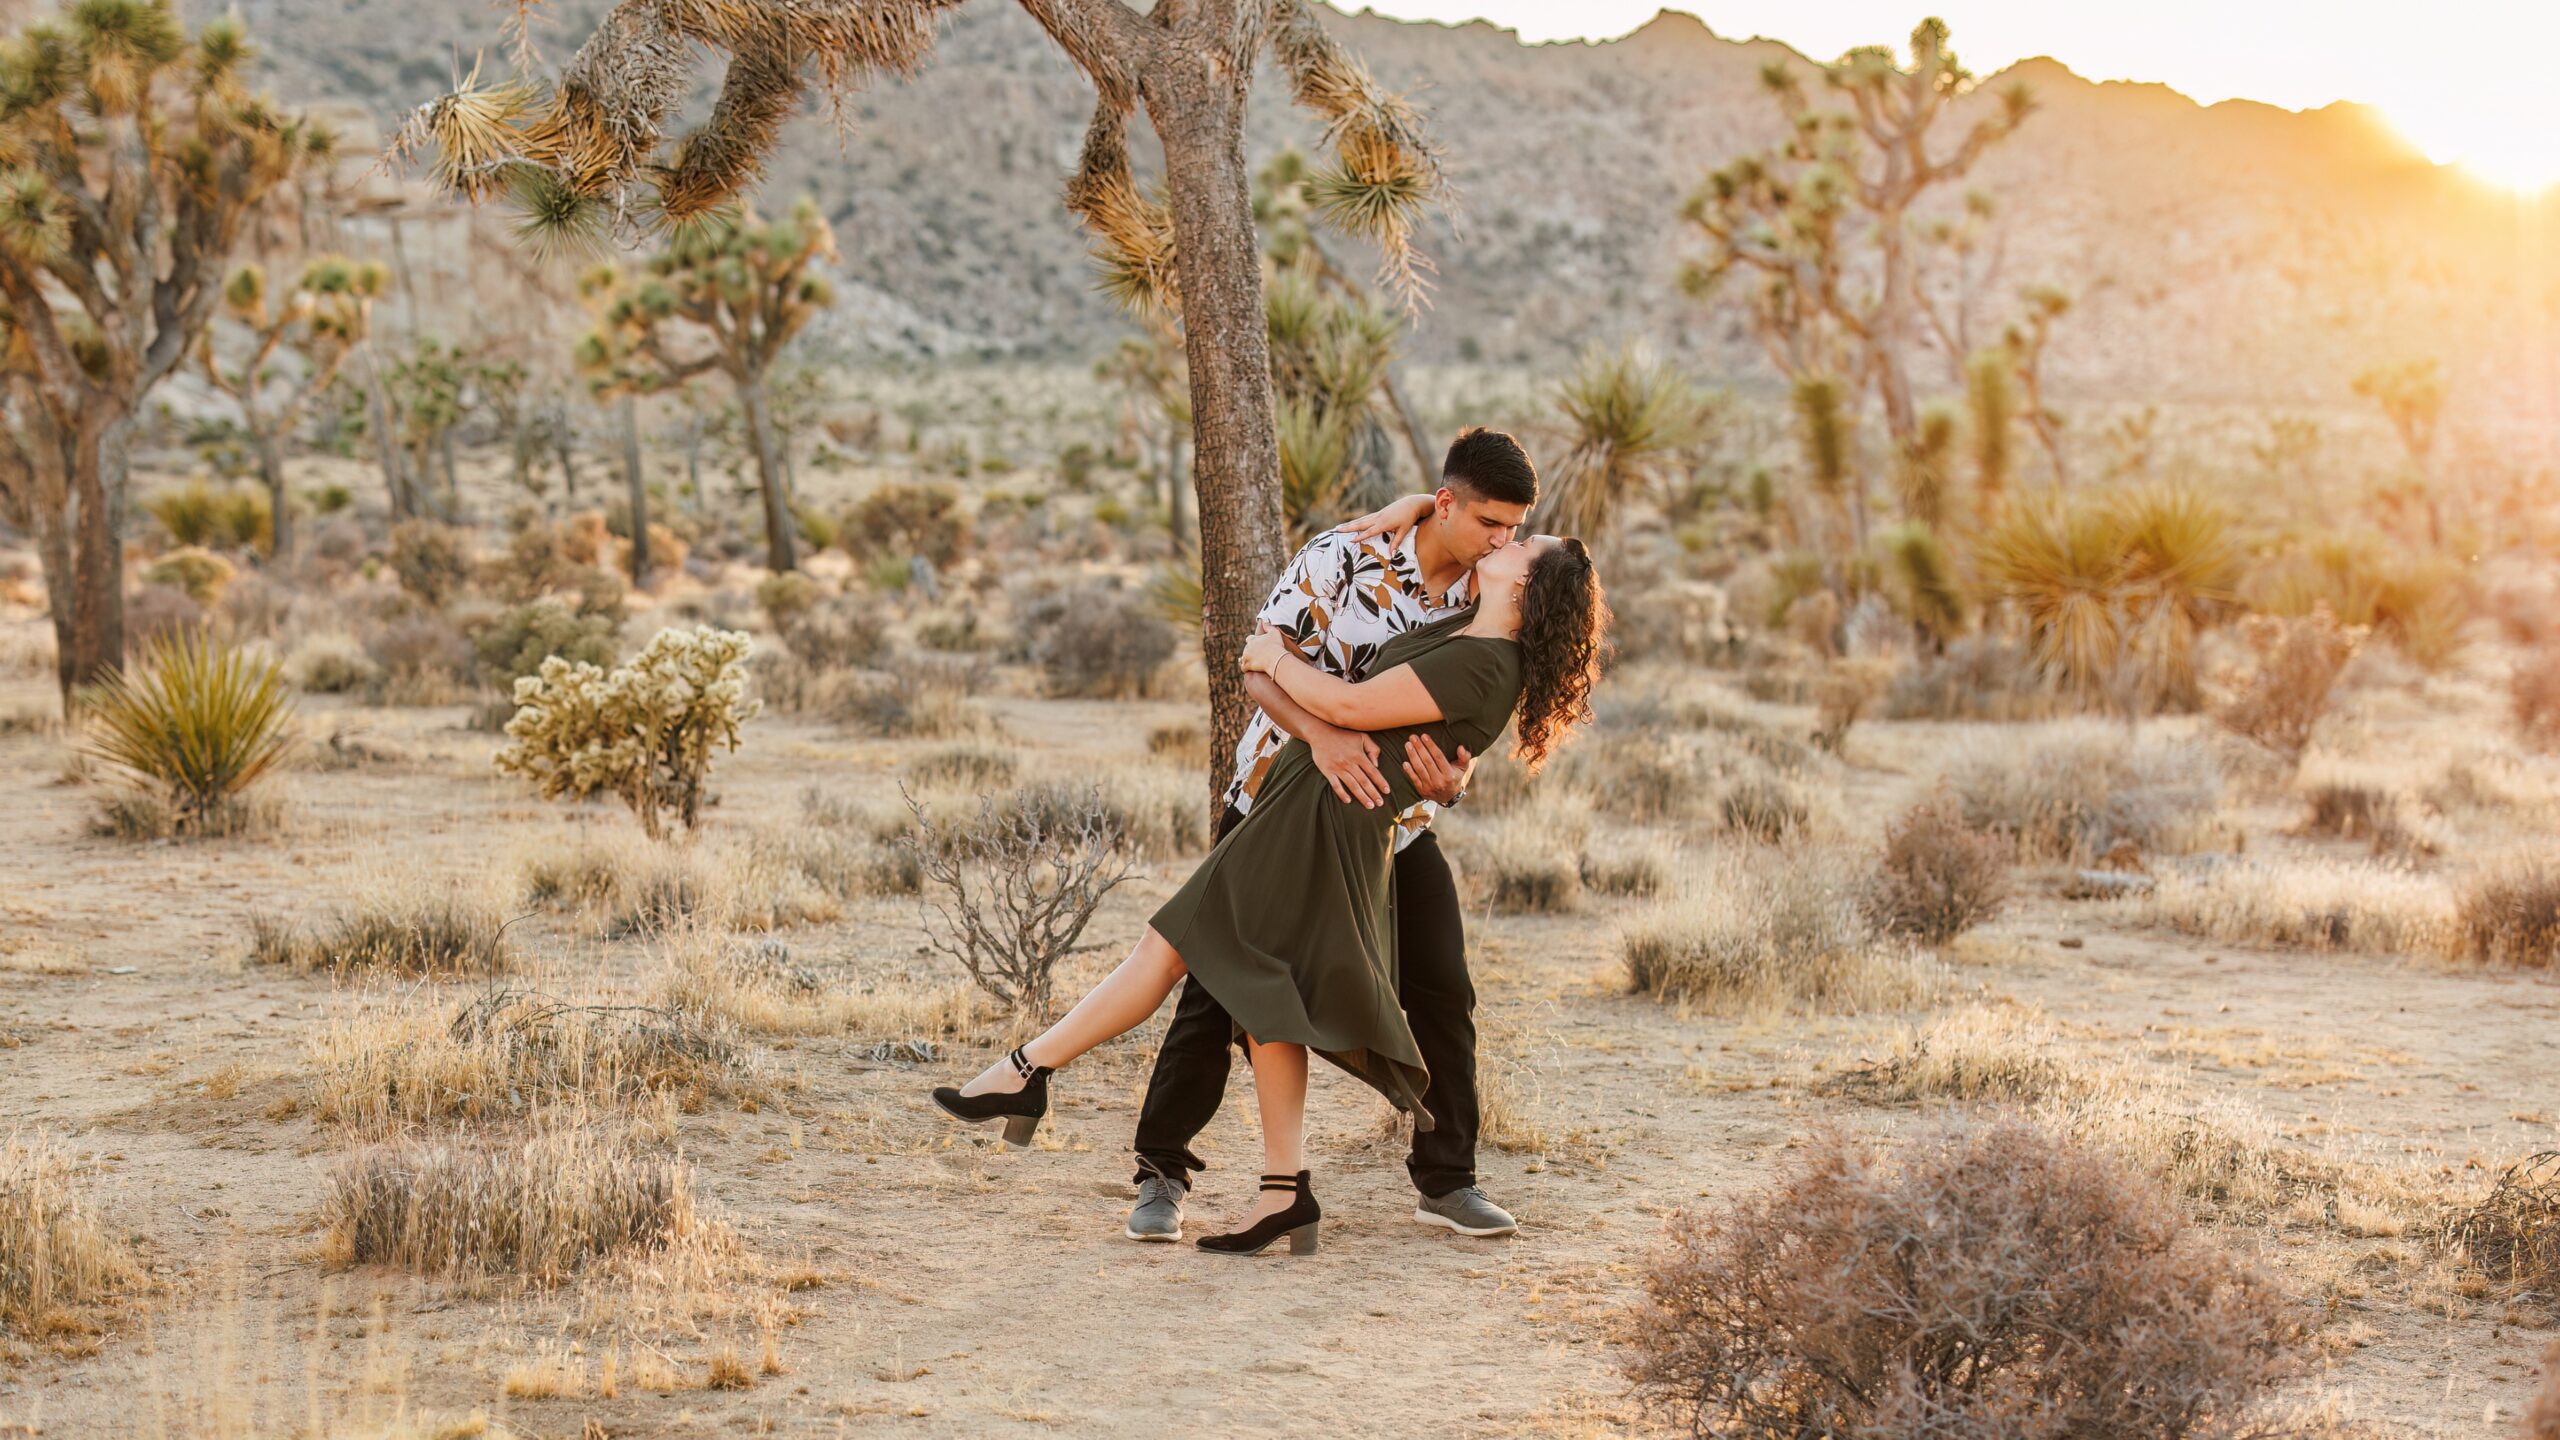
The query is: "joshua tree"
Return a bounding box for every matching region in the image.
[572,262,655,584]
[1537,342,1708,540]
[572,200,835,573]
[2352,358,2445,475]
[197,256,384,559]
[0,3,325,704]
[398,0,1444,812]
[381,337,475,520]
[1681,18,2030,534]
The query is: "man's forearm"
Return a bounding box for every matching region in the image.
[1245,670,1340,745]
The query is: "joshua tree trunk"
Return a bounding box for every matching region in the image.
[362,353,410,520]
[253,425,291,561]
[738,373,797,572]
[64,416,131,695]
[682,413,703,512]
[550,402,579,505]
[1380,368,1437,490]
[620,394,652,585]
[1153,72,1288,814]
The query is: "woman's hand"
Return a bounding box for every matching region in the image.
[1238,624,1295,676]
[1332,492,1435,548]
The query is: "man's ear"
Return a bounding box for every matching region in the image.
[1433,486,1457,520]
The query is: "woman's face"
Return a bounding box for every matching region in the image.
[1478,533,1563,597]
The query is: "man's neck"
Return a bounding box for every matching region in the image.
[1411,518,1468,603]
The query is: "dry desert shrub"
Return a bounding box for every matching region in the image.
[2294,777,2441,858]
[1579,841,1667,899]
[2214,609,2361,770]
[285,632,380,695]
[322,1124,699,1283]
[1562,728,1707,822]
[1146,721,1207,770]
[251,886,510,977]
[1625,1118,2296,1440]
[779,594,890,671]
[140,546,236,605]
[363,612,475,704]
[521,831,848,936]
[1870,788,2011,943]
[831,654,995,738]
[1030,584,1175,698]
[2454,857,2560,968]
[902,786,1136,1018]
[656,925,976,1040]
[386,520,472,608]
[0,1132,139,1335]
[1623,848,1941,1014]
[2443,1152,2560,1309]
[1718,766,1809,843]
[1810,659,1889,752]
[1942,722,2221,862]
[2140,859,2455,956]
[1837,1005,2090,1106]
[308,988,746,1135]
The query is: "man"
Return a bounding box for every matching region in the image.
[1125,427,1537,1243]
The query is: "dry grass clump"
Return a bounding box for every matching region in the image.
[2454,857,2560,969]
[1842,1007,2324,1220]
[2140,859,2454,956]
[1563,728,1707,821]
[308,989,746,1135]
[1579,842,1668,899]
[1718,767,1810,843]
[1029,584,1175,698]
[2443,1152,2560,1310]
[322,1124,699,1283]
[657,926,977,1041]
[251,887,511,976]
[0,1132,139,1335]
[1838,1005,2088,1106]
[1146,721,1207,770]
[1869,788,2011,943]
[1458,795,1591,915]
[521,832,852,936]
[1624,1118,2296,1439]
[1942,722,2221,862]
[910,744,1017,791]
[1623,848,1941,1014]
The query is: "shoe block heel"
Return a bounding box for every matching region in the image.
[1000,1114,1041,1147]
[1287,1222,1320,1256]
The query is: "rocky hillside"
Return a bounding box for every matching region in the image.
[230,1,2559,422]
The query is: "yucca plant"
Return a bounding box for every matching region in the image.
[1979,482,2239,710]
[1539,342,1709,541]
[82,628,297,835]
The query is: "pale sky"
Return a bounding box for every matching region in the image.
[1355,2,2560,192]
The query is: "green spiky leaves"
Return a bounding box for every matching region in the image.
[0,166,68,262]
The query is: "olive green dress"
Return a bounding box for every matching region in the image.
[1149,611,1523,1131]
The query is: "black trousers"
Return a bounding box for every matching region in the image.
[1132,804,1479,1198]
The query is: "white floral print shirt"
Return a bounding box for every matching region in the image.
[1223,527,1476,850]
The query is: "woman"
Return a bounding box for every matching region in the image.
[930,535,1608,1255]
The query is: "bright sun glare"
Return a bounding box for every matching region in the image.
[2382,95,2560,195]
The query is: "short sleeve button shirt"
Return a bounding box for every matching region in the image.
[1222,527,1476,851]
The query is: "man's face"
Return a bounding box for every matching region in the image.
[1435,486,1528,569]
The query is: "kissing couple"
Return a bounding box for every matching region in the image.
[931,428,1609,1256]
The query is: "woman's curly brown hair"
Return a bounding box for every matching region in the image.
[1512,537,1609,773]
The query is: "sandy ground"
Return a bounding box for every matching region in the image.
[0,666,2554,1437]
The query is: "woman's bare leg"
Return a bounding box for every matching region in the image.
[1238,1039,1308,1225]
[956,927,1188,1097]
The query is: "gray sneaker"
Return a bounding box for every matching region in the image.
[1414,1186,1517,1237]
[1125,1176,1188,1242]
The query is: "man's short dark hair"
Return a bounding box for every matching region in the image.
[1442,427,1538,507]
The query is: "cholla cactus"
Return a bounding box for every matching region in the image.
[496,627,760,840]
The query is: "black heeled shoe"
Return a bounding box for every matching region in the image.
[1196,1171,1321,1256]
[929,1046,1050,1147]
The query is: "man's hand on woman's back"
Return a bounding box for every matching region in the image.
[1309,724,1391,809]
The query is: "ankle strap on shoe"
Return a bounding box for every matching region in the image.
[1008,1046,1051,1081]
[1258,1172,1305,1191]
